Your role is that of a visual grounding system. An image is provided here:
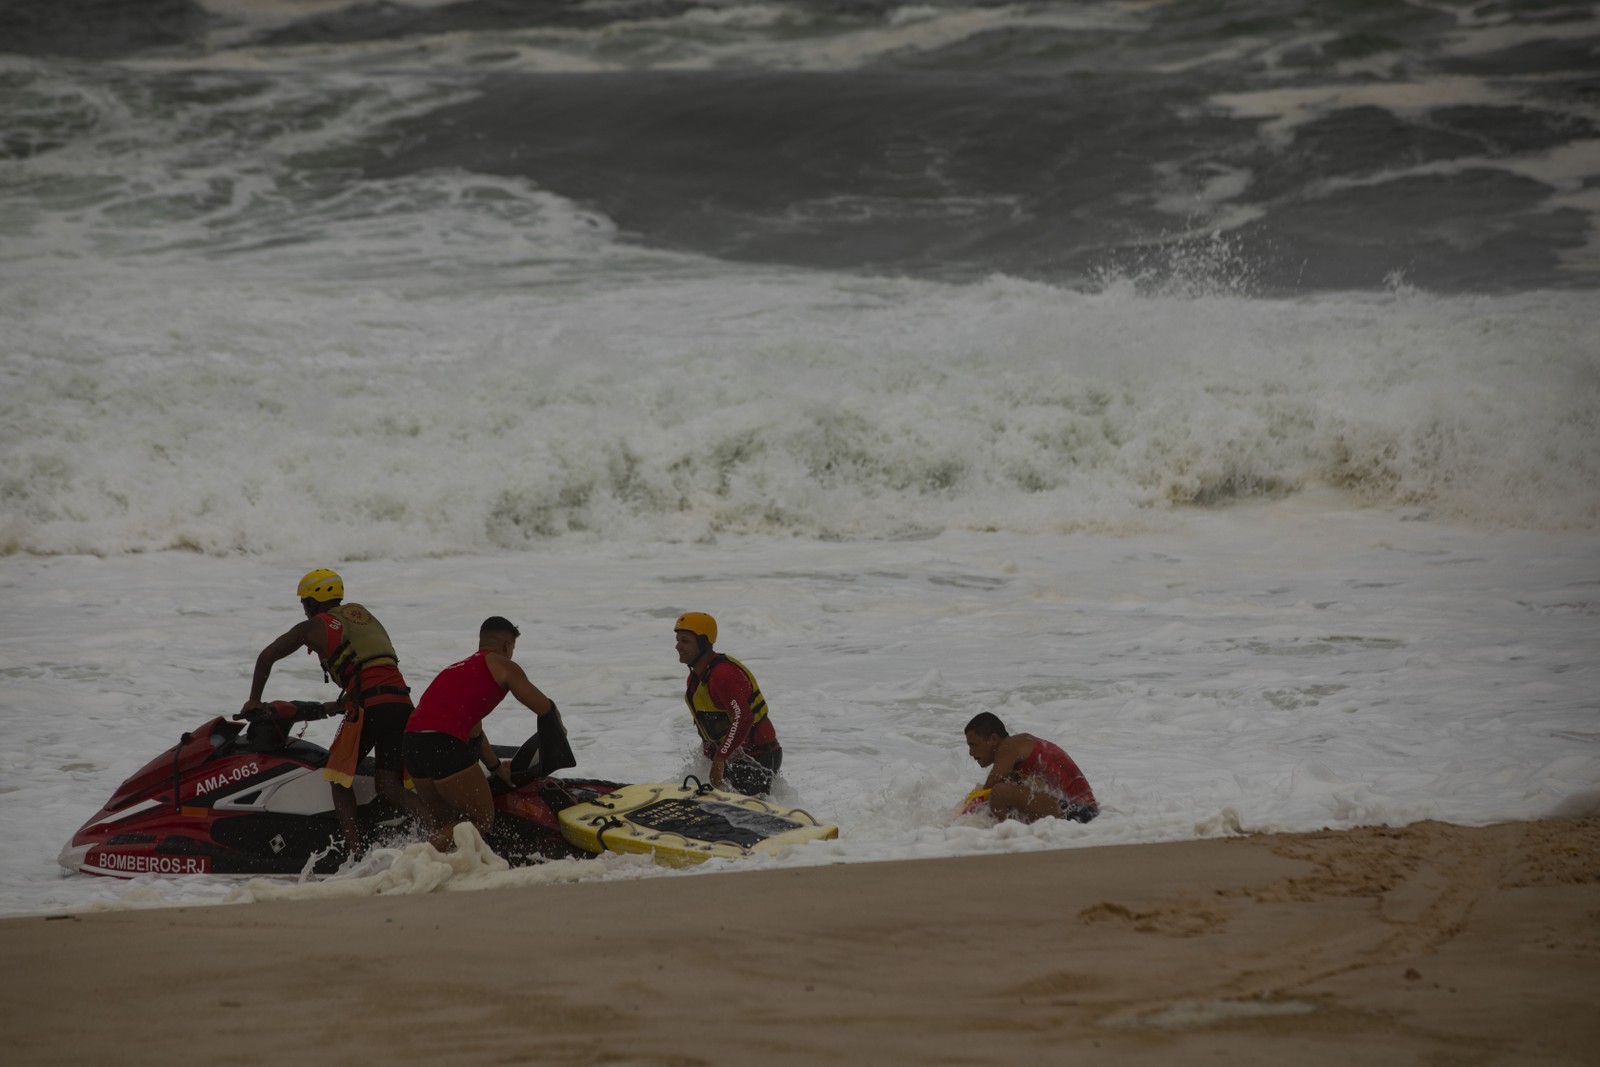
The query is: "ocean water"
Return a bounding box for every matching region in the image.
[1,0,1597,916]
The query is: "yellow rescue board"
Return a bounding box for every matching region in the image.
[558,781,838,868]
[960,786,991,815]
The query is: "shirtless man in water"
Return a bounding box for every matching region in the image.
[963,711,1098,823]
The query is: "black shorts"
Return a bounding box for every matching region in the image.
[403,730,479,781]
[359,704,411,774]
[725,745,783,797]
[1062,801,1099,824]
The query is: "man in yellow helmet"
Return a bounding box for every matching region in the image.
[674,612,782,795]
[240,568,422,854]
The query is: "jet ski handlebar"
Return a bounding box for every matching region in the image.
[232,699,328,749]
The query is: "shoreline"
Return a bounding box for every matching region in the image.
[4,817,1597,1065]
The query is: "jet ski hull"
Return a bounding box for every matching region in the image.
[60,711,620,877]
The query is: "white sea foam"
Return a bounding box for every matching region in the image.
[4,257,1596,563]
[1202,74,1600,265]
[1438,11,1600,58]
[1211,77,1523,147]
[174,0,1146,75]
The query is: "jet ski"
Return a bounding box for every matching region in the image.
[57,700,623,878]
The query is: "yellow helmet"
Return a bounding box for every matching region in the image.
[296,568,344,602]
[674,612,717,645]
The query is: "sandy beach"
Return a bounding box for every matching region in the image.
[4,817,1597,1066]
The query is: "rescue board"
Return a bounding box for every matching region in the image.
[557,778,838,867]
[960,786,991,815]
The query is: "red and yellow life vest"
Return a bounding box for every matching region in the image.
[314,603,405,707]
[684,653,768,747]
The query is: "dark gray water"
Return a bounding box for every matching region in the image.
[4,0,1598,292]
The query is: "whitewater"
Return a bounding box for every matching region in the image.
[2,0,1598,916]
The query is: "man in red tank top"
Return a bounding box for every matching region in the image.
[403,616,563,852]
[963,712,1098,823]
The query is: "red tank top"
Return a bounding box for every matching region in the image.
[406,650,508,741]
[1016,737,1096,807]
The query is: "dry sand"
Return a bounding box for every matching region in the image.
[4,818,1597,1066]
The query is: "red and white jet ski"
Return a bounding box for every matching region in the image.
[58,700,622,877]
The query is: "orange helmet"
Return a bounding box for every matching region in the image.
[674,612,717,645]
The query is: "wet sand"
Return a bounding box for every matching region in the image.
[4,818,1597,1066]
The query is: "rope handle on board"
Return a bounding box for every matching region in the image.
[681,775,824,826]
[594,816,625,852]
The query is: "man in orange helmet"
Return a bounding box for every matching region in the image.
[240,568,422,855]
[674,612,782,795]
